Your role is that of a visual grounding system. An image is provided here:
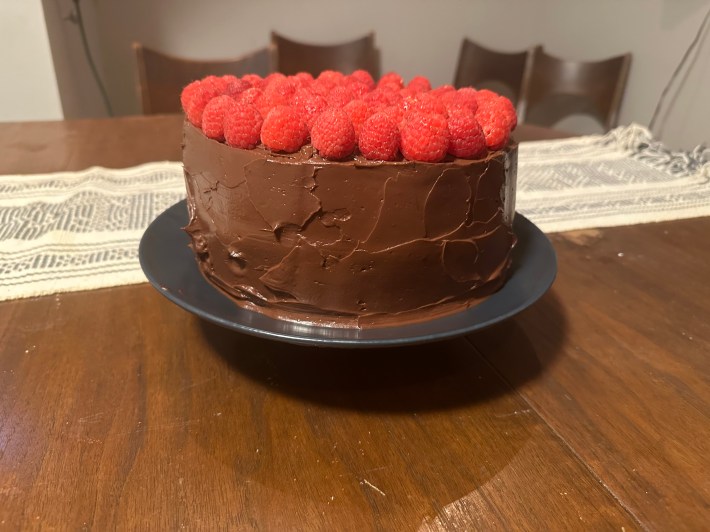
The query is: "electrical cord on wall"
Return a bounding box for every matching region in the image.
[648,5,710,135]
[69,0,113,116]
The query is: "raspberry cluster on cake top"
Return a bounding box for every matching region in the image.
[180,70,517,163]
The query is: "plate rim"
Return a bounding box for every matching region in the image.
[139,200,556,348]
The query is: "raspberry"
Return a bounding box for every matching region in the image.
[400,112,449,162]
[495,96,517,130]
[399,87,417,101]
[310,80,331,98]
[185,81,223,127]
[224,77,251,98]
[358,112,401,161]
[238,87,263,108]
[343,99,371,139]
[221,75,239,87]
[407,75,431,93]
[475,104,510,150]
[406,93,448,117]
[316,70,346,91]
[264,72,287,87]
[378,72,404,89]
[326,85,356,108]
[430,84,456,97]
[224,102,263,149]
[256,77,297,117]
[363,89,402,113]
[378,81,402,93]
[441,87,479,115]
[310,108,356,160]
[345,79,370,99]
[292,88,328,130]
[447,107,486,158]
[180,80,201,113]
[261,106,308,153]
[381,104,405,126]
[475,89,499,103]
[201,95,237,140]
[349,69,375,91]
[201,75,229,93]
[293,72,314,87]
[241,74,265,90]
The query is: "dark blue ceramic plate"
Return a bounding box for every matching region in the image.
[139,200,556,348]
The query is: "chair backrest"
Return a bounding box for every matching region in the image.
[518,47,631,131]
[271,31,380,78]
[133,43,273,114]
[453,38,535,108]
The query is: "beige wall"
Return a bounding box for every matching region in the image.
[0,0,62,122]
[40,0,710,149]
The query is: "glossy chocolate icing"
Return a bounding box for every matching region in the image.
[182,122,517,328]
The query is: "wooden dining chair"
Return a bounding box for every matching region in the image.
[518,47,632,131]
[453,38,535,108]
[133,43,273,115]
[270,31,380,78]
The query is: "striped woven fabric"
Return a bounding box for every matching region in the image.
[516,123,710,232]
[0,162,185,301]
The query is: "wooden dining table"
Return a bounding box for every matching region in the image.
[0,114,708,530]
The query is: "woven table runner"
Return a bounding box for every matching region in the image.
[1,124,708,301]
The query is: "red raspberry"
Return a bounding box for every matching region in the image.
[326,85,356,108]
[343,99,371,139]
[185,82,223,127]
[358,112,401,161]
[475,104,510,150]
[400,112,449,162]
[201,95,237,140]
[180,80,201,113]
[363,89,402,113]
[495,96,517,130]
[261,106,308,153]
[477,95,516,128]
[378,81,402,93]
[292,88,328,130]
[447,107,486,158]
[237,87,263,108]
[201,75,229,93]
[257,77,297,117]
[475,89,499,103]
[430,84,456,97]
[378,72,404,89]
[349,69,375,91]
[316,70,346,91]
[382,104,405,126]
[406,93,448,117]
[221,75,238,86]
[224,102,263,149]
[264,72,287,87]
[441,87,479,115]
[399,87,417,101]
[407,75,431,93]
[241,74,265,90]
[292,72,314,88]
[345,79,371,99]
[224,77,251,99]
[310,108,356,160]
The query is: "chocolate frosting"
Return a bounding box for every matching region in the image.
[182,122,517,328]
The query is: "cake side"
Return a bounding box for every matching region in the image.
[183,121,517,327]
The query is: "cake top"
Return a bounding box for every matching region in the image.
[181,70,517,163]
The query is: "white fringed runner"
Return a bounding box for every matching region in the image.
[1,124,708,301]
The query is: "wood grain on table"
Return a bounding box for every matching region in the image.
[0,116,707,530]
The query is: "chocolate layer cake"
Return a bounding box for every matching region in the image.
[183,125,516,328]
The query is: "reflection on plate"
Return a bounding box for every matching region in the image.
[139,200,556,348]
